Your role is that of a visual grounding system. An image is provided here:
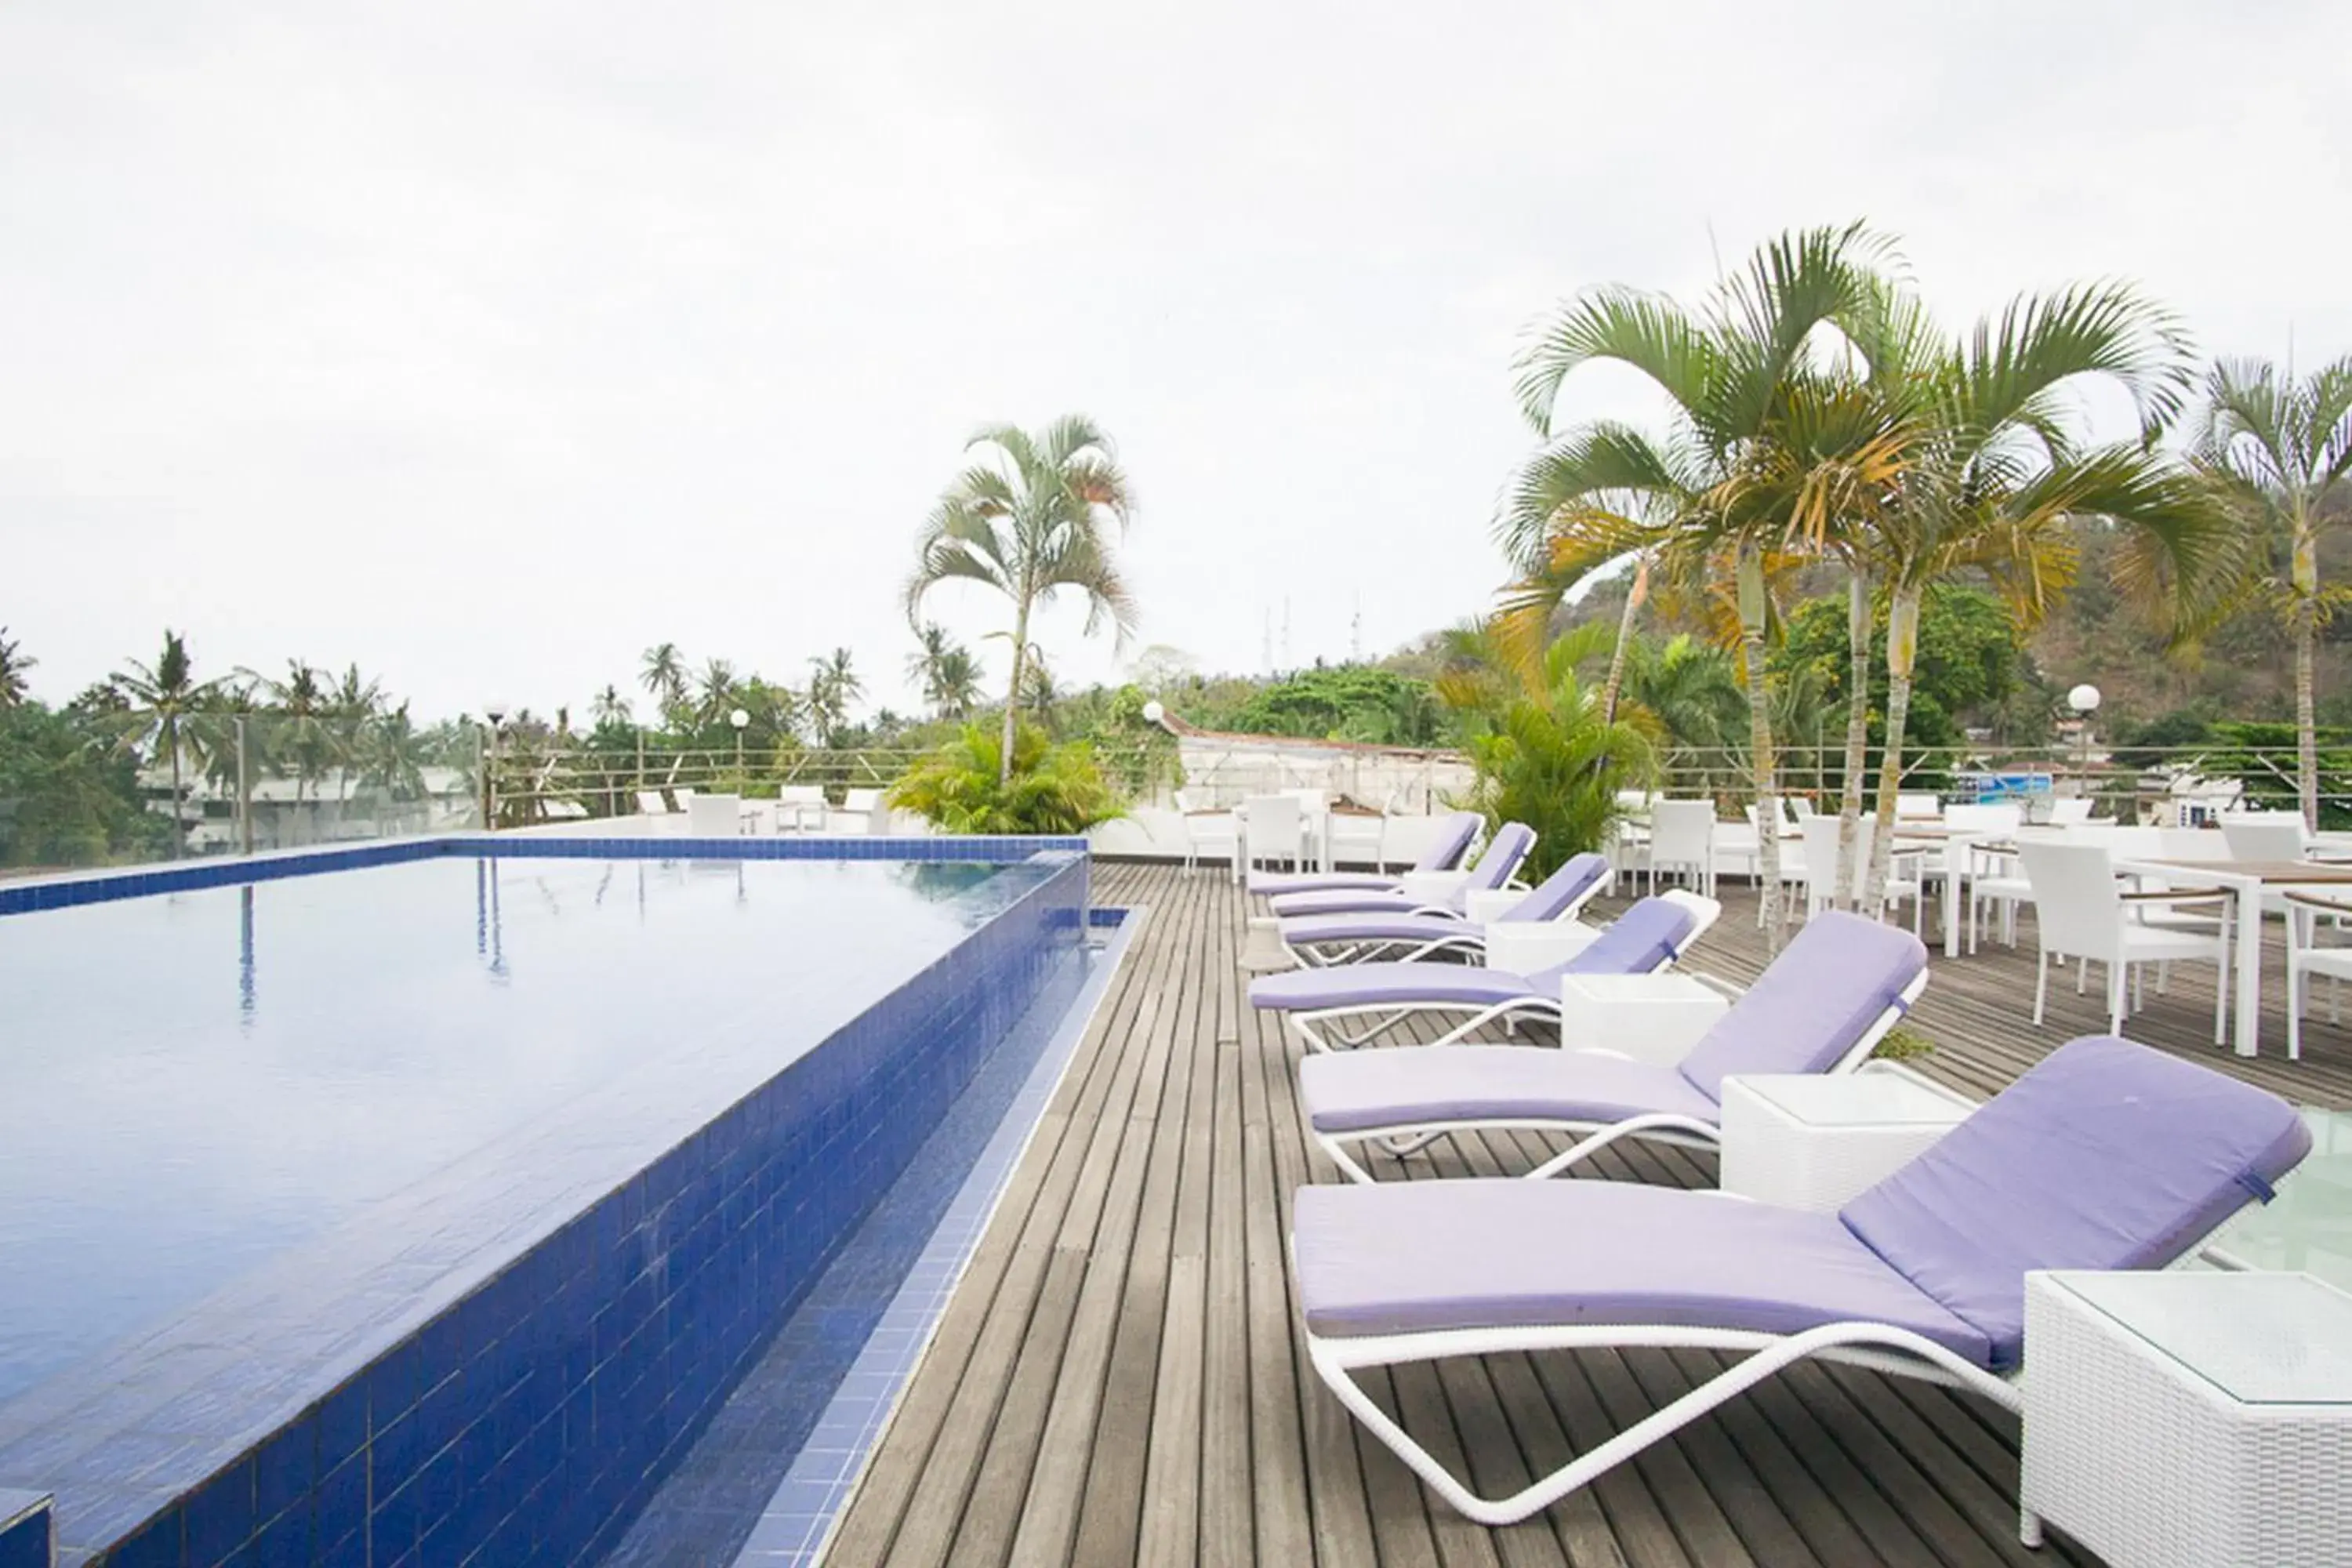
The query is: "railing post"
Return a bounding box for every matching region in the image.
[235,716,252,855]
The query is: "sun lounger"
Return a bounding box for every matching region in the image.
[1276,850,1608,967]
[1296,910,1926,1182]
[1251,891,1715,1053]
[1246,811,1483,897]
[1292,1034,2312,1523]
[1269,823,1537,920]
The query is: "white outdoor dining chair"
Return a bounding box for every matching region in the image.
[1896,791,1941,821]
[2017,841,2230,1040]
[634,789,671,816]
[2047,797,2096,825]
[1797,815,1923,930]
[2220,814,2309,862]
[1941,803,2024,949]
[2285,891,2352,1061]
[1323,808,1387,870]
[1174,789,1238,877]
[1645,800,1716,898]
[1243,793,1305,878]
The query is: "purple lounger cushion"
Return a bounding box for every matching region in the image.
[1269,822,1537,919]
[1673,913,1925,1102]
[1247,811,1483,896]
[1252,895,1698,1014]
[1840,1035,2312,1370]
[1294,1036,2310,1373]
[1293,906,1917,1134]
[1301,1045,1718,1134]
[1293,1181,1991,1362]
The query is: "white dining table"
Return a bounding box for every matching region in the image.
[2114,855,2352,1058]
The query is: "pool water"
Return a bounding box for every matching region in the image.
[0,855,1009,1403]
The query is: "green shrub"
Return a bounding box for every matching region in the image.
[886,722,1123,835]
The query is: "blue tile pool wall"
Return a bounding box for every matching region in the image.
[0,834,1090,916]
[0,1490,51,1568]
[80,852,1088,1568]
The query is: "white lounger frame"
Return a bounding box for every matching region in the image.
[1306,1305,2016,1525]
[1283,868,1599,968]
[1299,1197,2250,1526]
[1284,891,1716,1054]
[1312,965,1928,1184]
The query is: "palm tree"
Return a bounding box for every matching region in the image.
[932,646,983,719]
[641,643,688,725]
[1502,224,1900,933]
[695,658,741,731]
[807,648,864,746]
[908,416,1137,782]
[591,684,633,731]
[2191,356,2352,827]
[245,660,338,821]
[354,702,431,824]
[1850,285,2230,910]
[0,627,34,709]
[111,630,220,857]
[1621,633,1747,753]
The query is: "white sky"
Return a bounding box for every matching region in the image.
[4,1,2347,721]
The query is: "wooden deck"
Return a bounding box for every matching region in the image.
[823,865,2351,1567]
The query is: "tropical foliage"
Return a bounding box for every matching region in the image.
[2190,356,2352,826]
[1436,620,1655,878]
[1226,666,1448,747]
[885,722,1123,835]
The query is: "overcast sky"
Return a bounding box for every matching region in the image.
[5,1,2347,722]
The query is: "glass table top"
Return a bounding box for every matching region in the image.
[2055,1270,2352,1404]
[1733,1069,1976,1128]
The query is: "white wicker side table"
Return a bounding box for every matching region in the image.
[2020,1270,2352,1566]
[1717,1066,1975,1211]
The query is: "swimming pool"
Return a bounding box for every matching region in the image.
[0,837,1097,1566]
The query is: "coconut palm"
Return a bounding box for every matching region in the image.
[591,684,633,731]
[1501,224,1901,932]
[695,658,741,731]
[0,627,33,709]
[111,630,221,857]
[931,647,983,719]
[2190,356,2352,827]
[244,660,339,818]
[354,702,431,822]
[1849,285,2231,910]
[807,648,863,746]
[907,416,1136,782]
[640,643,688,724]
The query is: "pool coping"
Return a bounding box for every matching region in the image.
[0,833,1091,915]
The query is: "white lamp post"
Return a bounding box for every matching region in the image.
[1142,699,1165,728]
[730,706,750,770]
[483,702,509,828]
[2067,684,2100,805]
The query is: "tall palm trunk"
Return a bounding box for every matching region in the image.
[1734,546,1784,943]
[166,720,185,860]
[1834,570,1873,909]
[1599,553,1652,722]
[999,593,1032,784]
[2294,526,2320,829]
[1864,587,1923,918]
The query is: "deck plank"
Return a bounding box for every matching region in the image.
[815,863,2352,1566]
